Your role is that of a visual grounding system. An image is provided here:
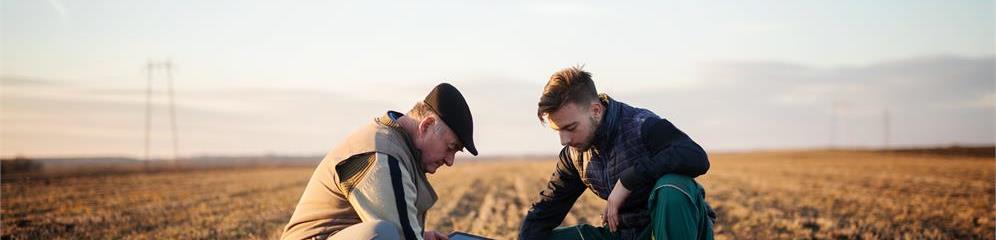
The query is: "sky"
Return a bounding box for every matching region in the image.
[1,0,993,158]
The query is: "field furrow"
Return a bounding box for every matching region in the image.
[2,151,992,239]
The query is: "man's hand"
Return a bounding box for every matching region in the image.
[424,230,448,240]
[604,179,631,232]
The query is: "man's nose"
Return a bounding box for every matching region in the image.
[444,153,454,166]
[559,131,571,146]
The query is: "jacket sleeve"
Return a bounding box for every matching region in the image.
[619,117,710,191]
[518,147,586,240]
[345,152,422,240]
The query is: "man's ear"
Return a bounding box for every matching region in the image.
[589,101,603,119]
[418,116,436,136]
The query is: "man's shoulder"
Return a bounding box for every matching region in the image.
[621,103,661,123]
[370,125,416,160]
[326,121,413,161]
[324,121,381,162]
[607,98,661,129]
[319,120,417,179]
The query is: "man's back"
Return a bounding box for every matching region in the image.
[281,114,436,240]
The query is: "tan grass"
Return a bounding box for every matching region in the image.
[2,151,992,239]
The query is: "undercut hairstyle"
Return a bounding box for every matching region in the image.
[537,66,599,123]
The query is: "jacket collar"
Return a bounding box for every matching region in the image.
[592,94,620,149]
[376,111,423,166]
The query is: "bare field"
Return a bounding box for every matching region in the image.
[2,151,993,239]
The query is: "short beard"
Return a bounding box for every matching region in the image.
[573,115,601,152]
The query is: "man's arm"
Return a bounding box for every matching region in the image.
[343,152,421,240]
[519,147,586,240]
[619,118,710,191]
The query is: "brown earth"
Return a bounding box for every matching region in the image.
[2,151,993,239]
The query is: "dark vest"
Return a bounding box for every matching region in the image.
[569,95,660,229]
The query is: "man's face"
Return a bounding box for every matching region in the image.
[545,102,602,151]
[414,116,463,174]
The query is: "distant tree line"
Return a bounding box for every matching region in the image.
[2,156,42,174]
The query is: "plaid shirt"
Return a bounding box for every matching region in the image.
[520,95,711,240]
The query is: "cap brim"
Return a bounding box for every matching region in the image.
[464,144,478,156]
[459,133,477,156]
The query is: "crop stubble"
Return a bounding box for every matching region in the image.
[2,151,992,239]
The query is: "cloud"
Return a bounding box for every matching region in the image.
[1,78,391,158]
[622,55,994,150]
[3,55,992,157]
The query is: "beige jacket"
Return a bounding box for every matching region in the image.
[281,112,438,240]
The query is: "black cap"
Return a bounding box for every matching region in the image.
[423,83,478,156]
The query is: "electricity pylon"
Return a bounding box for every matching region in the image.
[144,60,180,168]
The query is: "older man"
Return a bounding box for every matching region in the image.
[281,83,477,240]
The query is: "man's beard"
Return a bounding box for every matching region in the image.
[574,143,592,152]
[572,116,600,152]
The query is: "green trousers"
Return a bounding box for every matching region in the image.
[546,175,714,240]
